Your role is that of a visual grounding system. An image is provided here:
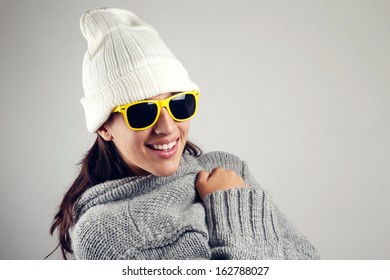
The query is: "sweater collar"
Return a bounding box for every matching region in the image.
[73,153,203,222]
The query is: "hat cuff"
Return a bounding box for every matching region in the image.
[81,63,199,133]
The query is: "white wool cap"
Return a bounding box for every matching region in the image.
[80,8,199,132]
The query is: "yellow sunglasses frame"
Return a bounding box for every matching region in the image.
[112,90,200,131]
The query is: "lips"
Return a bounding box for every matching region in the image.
[150,140,177,151]
[146,138,179,159]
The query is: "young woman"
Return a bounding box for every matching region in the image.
[49,7,319,260]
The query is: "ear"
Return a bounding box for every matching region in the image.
[97,124,114,141]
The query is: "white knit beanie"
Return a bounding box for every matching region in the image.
[80,8,199,132]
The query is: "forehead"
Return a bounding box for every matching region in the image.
[147,92,179,100]
[147,92,175,100]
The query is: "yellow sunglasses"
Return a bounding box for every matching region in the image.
[112,90,200,130]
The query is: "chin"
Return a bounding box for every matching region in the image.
[154,170,176,177]
[152,159,181,177]
[154,166,179,177]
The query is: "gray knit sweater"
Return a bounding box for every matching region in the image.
[71,151,319,259]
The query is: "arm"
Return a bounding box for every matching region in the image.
[197,163,320,260]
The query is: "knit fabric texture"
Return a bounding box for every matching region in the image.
[71,151,320,259]
[80,8,199,132]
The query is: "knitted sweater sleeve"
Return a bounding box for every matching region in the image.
[199,153,320,260]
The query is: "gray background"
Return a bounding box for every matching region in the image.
[0,0,389,260]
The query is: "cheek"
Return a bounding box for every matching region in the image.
[178,121,190,137]
[118,132,146,152]
[111,126,148,156]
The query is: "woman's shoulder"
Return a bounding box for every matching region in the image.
[196,151,245,172]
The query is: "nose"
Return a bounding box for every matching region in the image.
[153,108,176,135]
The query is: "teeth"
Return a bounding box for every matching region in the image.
[152,140,176,151]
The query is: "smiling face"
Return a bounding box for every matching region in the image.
[97,93,190,177]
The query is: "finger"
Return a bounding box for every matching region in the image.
[196,170,210,185]
[196,170,211,198]
[210,167,224,176]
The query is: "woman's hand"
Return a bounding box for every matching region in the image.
[196,167,248,199]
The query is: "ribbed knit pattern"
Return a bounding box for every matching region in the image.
[71,151,320,259]
[79,8,198,132]
[203,189,282,259]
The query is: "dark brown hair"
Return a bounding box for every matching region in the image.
[47,135,202,259]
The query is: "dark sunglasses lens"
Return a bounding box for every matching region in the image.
[126,102,158,129]
[169,94,196,120]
